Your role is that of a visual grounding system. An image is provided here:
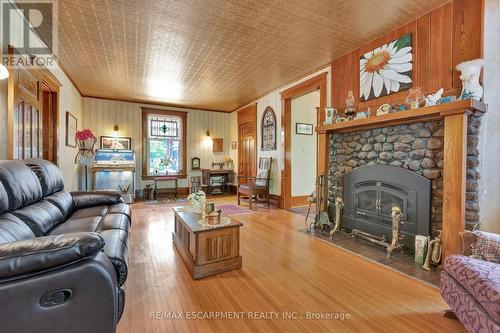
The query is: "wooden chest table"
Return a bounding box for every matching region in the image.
[172,207,242,279]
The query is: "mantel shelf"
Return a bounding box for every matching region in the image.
[316,99,487,134]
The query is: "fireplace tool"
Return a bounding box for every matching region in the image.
[308,174,333,232]
[329,197,344,238]
[423,230,442,270]
[350,205,404,258]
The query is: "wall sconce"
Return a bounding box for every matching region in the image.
[113,125,119,137]
[0,64,9,80]
[206,130,210,137]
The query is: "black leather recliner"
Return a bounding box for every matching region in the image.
[0,159,131,333]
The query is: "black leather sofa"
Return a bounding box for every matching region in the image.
[0,159,131,333]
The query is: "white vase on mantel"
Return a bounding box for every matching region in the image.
[456,59,484,101]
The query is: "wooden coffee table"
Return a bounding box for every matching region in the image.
[172,207,242,279]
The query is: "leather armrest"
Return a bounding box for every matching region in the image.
[0,232,104,280]
[71,191,123,209]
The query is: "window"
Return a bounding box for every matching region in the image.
[142,108,187,178]
[261,106,276,151]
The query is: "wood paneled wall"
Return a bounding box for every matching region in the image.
[331,0,483,113]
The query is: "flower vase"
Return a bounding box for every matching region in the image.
[192,198,206,214]
[75,137,96,165]
[456,59,484,101]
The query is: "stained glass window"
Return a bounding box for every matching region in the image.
[261,106,276,151]
[147,114,182,175]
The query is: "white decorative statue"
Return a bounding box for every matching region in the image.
[425,88,444,106]
[456,59,484,101]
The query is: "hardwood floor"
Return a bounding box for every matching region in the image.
[118,196,465,333]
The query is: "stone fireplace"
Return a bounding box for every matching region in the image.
[316,100,486,258]
[342,164,431,250]
[328,117,481,242]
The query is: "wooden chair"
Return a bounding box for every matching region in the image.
[237,157,272,210]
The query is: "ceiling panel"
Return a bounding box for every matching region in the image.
[31,0,450,111]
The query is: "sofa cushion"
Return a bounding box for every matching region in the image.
[44,191,74,218]
[100,229,128,287]
[24,159,64,196]
[441,271,500,332]
[97,214,130,233]
[48,217,102,235]
[12,201,65,237]
[70,206,109,220]
[471,231,500,263]
[444,255,500,322]
[0,182,8,215]
[0,161,42,211]
[108,203,131,220]
[0,214,35,244]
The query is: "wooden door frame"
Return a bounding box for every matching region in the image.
[6,45,61,162]
[280,73,327,209]
[237,103,257,177]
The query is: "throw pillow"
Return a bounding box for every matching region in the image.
[255,169,269,186]
[470,230,500,263]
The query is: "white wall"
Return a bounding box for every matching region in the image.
[82,97,235,190]
[0,2,83,190]
[478,0,500,233]
[254,67,331,195]
[291,91,319,197]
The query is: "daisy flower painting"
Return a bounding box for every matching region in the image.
[360,33,413,102]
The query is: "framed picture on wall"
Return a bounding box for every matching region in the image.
[213,138,223,152]
[295,123,313,135]
[360,33,413,102]
[65,112,77,148]
[100,136,132,150]
[231,141,237,150]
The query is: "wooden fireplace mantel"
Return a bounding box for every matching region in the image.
[316,99,487,260]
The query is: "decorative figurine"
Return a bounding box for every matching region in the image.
[423,230,442,270]
[425,88,444,106]
[324,107,337,125]
[439,95,456,104]
[376,103,390,116]
[355,111,370,119]
[405,87,425,109]
[456,58,484,101]
[143,184,153,201]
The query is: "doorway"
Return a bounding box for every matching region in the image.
[290,91,320,206]
[237,104,257,180]
[281,73,327,209]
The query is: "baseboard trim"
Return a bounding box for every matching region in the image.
[291,195,309,207]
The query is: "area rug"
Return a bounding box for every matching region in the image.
[216,204,251,216]
[144,198,188,205]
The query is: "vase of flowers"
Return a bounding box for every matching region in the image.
[223,156,234,170]
[186,191,206,213]
[74,128,96,165]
